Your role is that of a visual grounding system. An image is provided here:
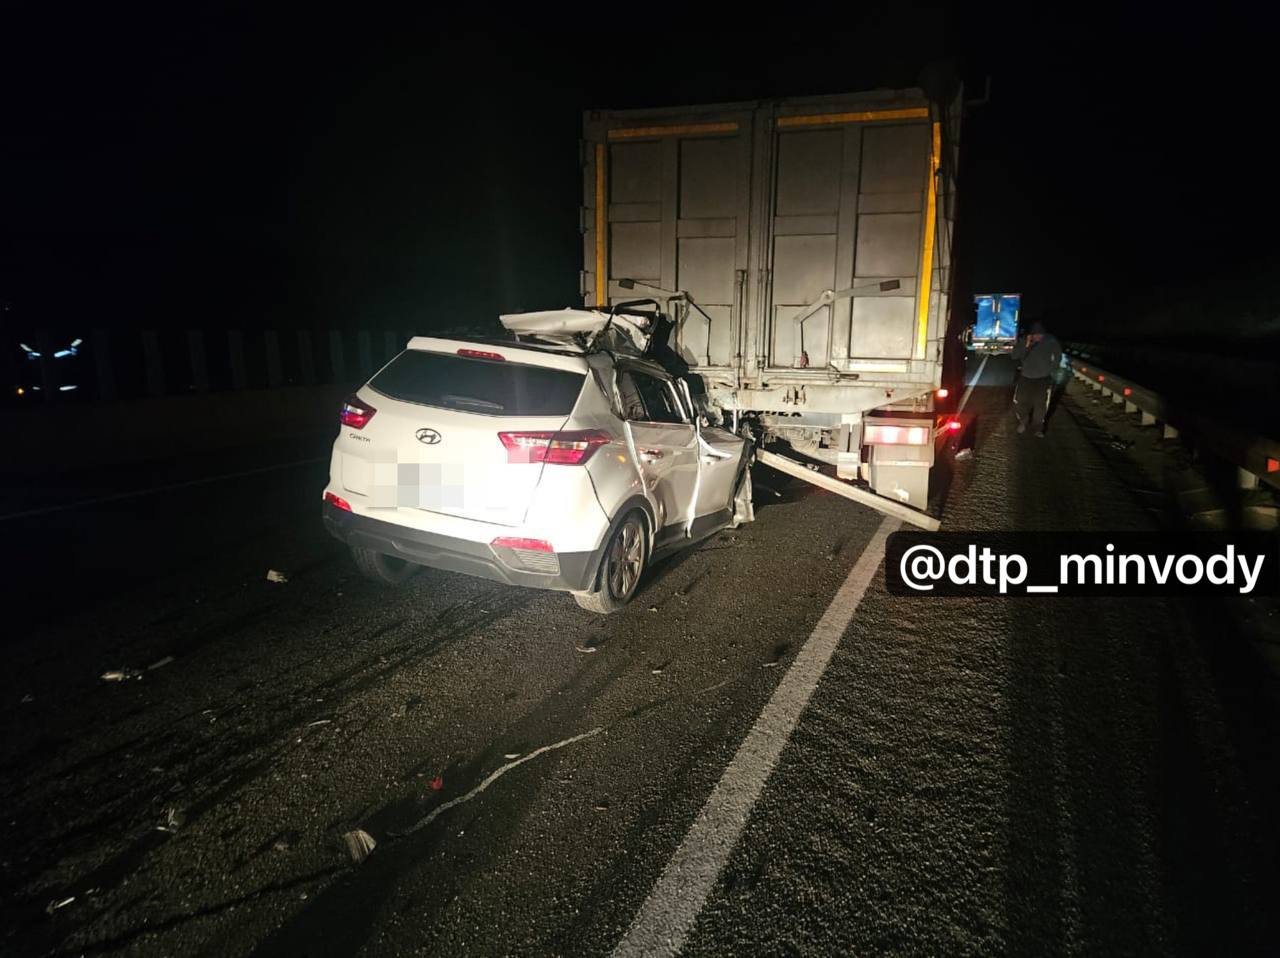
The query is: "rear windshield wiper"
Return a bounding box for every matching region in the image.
[439,393,505,412]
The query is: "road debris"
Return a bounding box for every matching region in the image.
[306,719,332,728]
[266,569,288,584]
[147,655,175,671]
[955,448,974,461]
[101,668,142,683]
[20,694,34,704]
[342,829,377,863]
[430,775,444,791]
[574,644,598,654]
[158,806,185,832]
[503,752,521,760]
[45,896,75,915]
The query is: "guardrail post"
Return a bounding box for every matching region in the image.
[296,329,316,385]
[357,330,372,375]
[92,329,115,401]
[1163,424,1179,439]
[228,330,247,390]
[187,330,209,392]
[1112,392,1123,404]
[1239,468,1260,491]
[1124,401,1137,413]
[142,330,165,397]
[1140,411,1155,426]
[264,330,283,387]
[328,330,345,382]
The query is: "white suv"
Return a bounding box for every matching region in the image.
[322,308,753,612]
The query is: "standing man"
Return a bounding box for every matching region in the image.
[1010,320,1062,437]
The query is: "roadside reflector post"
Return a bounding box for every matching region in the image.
[1140,411,1156,426]
[1239,468,1261,491]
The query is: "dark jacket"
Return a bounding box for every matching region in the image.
[1011,334,1062,379]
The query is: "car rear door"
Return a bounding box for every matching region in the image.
[616,367,698,538]
[337,345,588,527]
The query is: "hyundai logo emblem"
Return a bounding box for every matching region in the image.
[415,427,441,445]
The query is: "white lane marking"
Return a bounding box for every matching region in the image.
[0,457,327,522]
[1026,585,1059,594]
[402,726,604,836]
[958,354,989,415]
[613,515,900,958]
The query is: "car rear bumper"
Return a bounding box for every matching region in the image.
[322,503,600,592]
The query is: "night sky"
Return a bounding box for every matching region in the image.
[4,10,1277,344]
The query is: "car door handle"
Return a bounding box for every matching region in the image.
[640,448,664,461]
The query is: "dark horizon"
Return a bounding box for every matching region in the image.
[4,13,1278,342]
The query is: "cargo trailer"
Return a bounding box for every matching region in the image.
[579,87,961,520]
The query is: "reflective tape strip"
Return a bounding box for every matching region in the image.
[595,143,606,307]
[607,122,738,139]
[915,121,941,360]
[776,107,929,128]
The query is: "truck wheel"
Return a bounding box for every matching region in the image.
[350,545,418,586]
[572,511,647,613]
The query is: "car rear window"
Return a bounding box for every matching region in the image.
[369,349,585,416]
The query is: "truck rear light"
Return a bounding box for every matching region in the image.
[458,348,505,361]
[935,388,949,399]
[865,424,929,445]
[498,430,610,465]
[491,536,553,552]
[1267,458,1279,473]
[341,395,377,429]
[324,491,352,512]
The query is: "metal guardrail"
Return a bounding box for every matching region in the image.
[1066,354,1280,493]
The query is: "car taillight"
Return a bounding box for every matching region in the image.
[324,491,352,512]
[947,419,962,431]
[491,536,553,552]
[498,430,610,465]
[341,395,376,429]
[864,424,929,445]
[458,348,505,361]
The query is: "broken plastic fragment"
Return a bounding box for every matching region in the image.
[430,775,444,791]
[574,644,598,654]
[342,829,376,863]
[101,668,142,683]
[158,806,185,832]
[266,570,288,584]
[46,896,75,915]
[148,655,175,670]
[954,448,974,461]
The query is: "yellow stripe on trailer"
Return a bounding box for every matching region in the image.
[594,143,606,307]
[776,107,928,128]
[607,122,738,140]
[915,121,941,360]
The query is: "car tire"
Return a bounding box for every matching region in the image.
[350,545,419,586]
[572,511,648,614]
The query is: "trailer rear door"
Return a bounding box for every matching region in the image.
[584,111,753,371]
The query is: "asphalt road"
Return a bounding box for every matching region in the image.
[3,356,1278,956]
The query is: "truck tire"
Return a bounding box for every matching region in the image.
[572,511,647,614]
[350,545,418,586]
